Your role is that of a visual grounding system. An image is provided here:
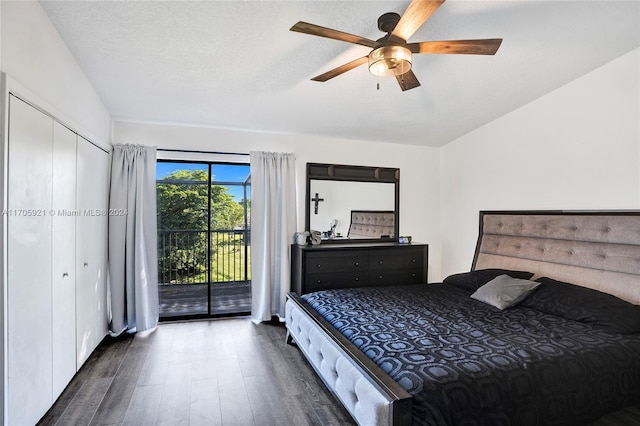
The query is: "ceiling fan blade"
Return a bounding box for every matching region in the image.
[391,0,445,42]
[291,21,380,49]
[396,70,421,91]
[408,39,503,55]
[311,56,369,82]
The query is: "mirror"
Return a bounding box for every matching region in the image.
[305,163,399,243]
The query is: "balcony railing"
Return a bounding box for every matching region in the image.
[158,229,251,285]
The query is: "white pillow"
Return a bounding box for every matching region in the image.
[470,274,541,310]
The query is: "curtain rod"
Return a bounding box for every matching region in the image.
[157,148,249,156]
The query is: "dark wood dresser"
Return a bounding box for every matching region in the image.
[291,242,428,295]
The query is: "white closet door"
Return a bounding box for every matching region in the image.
[7,96,54,425]
[76,137,109,367]
[51,121,77,398]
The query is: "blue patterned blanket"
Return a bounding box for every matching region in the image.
[302,284,640,425]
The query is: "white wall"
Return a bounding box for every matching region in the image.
[440,48,640,278]
[0,0,111,146]
[114,121,442,280]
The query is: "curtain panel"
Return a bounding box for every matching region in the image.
[108,144,159,334]
[250,151,297,322]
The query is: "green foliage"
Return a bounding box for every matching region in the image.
[157,169,245,231]
[157,169,250,284]
[210,184,245,230]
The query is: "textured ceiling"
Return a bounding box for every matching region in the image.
[39,1,640,147]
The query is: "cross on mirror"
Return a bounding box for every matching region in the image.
[311,192,324,214]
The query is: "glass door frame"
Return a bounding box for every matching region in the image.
[156,159,251,320]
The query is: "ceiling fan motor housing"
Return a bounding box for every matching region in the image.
[377,12,401,34]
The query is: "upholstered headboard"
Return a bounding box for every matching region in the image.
[472,211,640,305]
[347,210,395,239]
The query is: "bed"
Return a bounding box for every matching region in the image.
[285,211,640,425]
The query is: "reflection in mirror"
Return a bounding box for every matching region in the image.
[305,163,399,243]
[309,181,395,239]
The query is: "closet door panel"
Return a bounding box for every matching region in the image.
[51,121,77,398]
[76,138,109,367]
[7,96,53,425]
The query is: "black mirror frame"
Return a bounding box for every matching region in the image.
[305,163,400,244]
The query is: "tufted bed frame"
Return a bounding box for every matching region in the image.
[285,210,640,425]
[347,210,396,239]
[473,211,640,304]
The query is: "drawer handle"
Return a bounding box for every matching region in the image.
[316,279,322,284]
[412,259,416,263]
[354,261,359,267]
[354,277,359,282]
[378,275,383,279]
[316,264,322,269]
[378,260,383,265]
[411,273,416,277]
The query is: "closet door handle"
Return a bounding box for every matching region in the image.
[62,272,69,278]
[84,262,89,267]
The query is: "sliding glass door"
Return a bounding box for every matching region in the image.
[156,161,251,319]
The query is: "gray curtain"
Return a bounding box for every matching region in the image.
[250,151,297,322]
[108,144,159,334]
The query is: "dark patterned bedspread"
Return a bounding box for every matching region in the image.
[301,284,640,426]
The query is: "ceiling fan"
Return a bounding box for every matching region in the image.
[290,0,502,91]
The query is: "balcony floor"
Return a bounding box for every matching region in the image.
[159,281,251,318]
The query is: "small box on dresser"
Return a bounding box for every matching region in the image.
[291,242,428,295]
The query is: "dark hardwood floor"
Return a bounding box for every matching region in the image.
[38,318,640,426]
[38,319,354,426]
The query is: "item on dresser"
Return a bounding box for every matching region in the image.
[293,231,309,245]
[329,219,338,239]
[309,230,322,245]
[398,235,412,244]
[290,242,428,295]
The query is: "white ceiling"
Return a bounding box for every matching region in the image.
[39,0,640,147]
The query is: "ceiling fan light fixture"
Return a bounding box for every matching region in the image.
[368,45,412,77]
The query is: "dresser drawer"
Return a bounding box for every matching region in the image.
[305,272,366,292]
[305,252,367,273]
[369,268,424,286]
[369,247,424,270]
